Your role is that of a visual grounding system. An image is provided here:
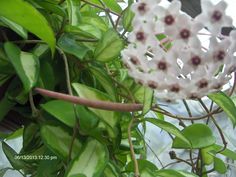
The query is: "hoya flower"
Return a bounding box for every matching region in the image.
[195,0,232,35]
[153,0,181,34]
[169,14,203,49]
[206,37,231,64]
[122,0,236,100]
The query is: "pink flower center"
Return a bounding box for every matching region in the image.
[138,3,147,13]
[157,61,167,70]
[130,57,140,65]
[197,79,208,89]
[212,10,222,22]
[170,84,180,92]
[215,50,226,61]
[136,31,146,41]
[148,81,158,89]
[180,29,190,39]
[164,15,175,25]
[191,56,201,66]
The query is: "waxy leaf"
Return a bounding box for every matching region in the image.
[172,124,216,149]
[4,42,40,93]
[213,156,227,174]
[72,83,119,139]
[156,169,198,177]
[0,0,56,53]
[142,87,154,115]
[40,124,82,160]
[208,92,236,128]
[94,29,124,62]
[66,0,81,25]
[58,33,90,60]
[66,139,108,177]
[142,118,190,146]
[88,0,122,14]
[41,100,76,127]
[0,17,27,39]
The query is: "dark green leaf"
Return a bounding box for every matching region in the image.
[0,0,56,53]
[72,83,119,139]
[208,92,236,127]
[142,118,190,147]
[0,17,27,39]
[66,139,108,177]
[0,94,15,121]
[2,142,28,170]
[40,124,82,160]
[94,29,124,62]
[4,42,40,93]
[58,33,90,60]
[172,124,216,149]
[89,66,117,101]
[213,156,227,174]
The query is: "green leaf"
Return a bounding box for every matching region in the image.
[66,0,81,25]
[122,6,134,32]
[142,87,154,115]
[103,162,120,177]
[201,147,214,165]
[0,17,27,39]
[66,139,108,177]
[40,124,82,160]
[213,156,227,174]
[208,92,236,127]
[2,142,28,170]
[65,24,102,39]
[156,170,198,177]
[172,124,216,149]
[94,29,124,62]
[142,118,190,147]
[72,83,119,138]
[58,33,90,60]
[0,94,16,121]
[82,16,108,32]
[0,168,11,177]
[0,0,56,53]
[5,128,23,140]
[89,0,122,14]
[76,105,99,134]
[213,144,236,160]
[41,100,76,127]
[126,159,158,175]
[4,42,40,93]
[35,0,66,17]
[89,66,117,101]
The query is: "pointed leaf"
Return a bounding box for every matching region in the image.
[41,100,76,127]
[0,0,56,53]
[4,42,40,93]
[142,87,154,115]
[94,29,124,62]
[213,156,227,174]
[142,118,190,146]
[66,139,108,177]
[40,124,82,160]
[172,124,216,149]
[208,92,236,127]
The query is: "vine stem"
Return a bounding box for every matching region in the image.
[34,87,223,120]
[128,115,140,177]
[57,47,80,162]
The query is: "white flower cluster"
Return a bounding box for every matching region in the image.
[121,0,236,100]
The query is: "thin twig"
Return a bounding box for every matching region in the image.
[198,99,228,153]
[128,114,140,177]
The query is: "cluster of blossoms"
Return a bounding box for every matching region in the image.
[121,0,236,100]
